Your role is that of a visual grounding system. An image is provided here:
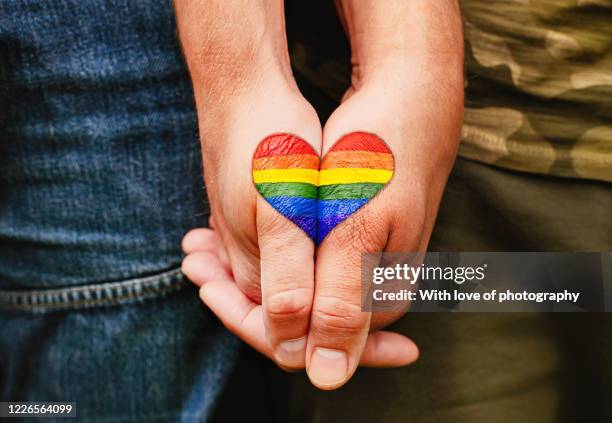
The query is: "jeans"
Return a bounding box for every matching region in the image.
[0,1,238,421]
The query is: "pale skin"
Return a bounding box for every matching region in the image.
[174,0,464,390]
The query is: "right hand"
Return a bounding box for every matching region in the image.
[191,76,324,369]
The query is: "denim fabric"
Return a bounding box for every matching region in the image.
[0,0,206,288]
[0,0,239,420]
[1,276,239,423]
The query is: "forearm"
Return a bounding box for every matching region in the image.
[174,0,294,98]
[335,0,463,92]
[331,0,464,173]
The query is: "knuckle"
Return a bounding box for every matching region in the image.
[312,296,367,337]
[266,287,313,321]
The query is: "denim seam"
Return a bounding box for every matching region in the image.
[0,267,190,313]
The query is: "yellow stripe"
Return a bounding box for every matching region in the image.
[319,168,392,186]
[252,168,319,185]
[253,168,392,185]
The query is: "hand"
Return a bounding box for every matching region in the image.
[175,0,418,372]
[302,68,462,389]
[175,0,323,368]
[182,228,419,371]
[299,0,464,389]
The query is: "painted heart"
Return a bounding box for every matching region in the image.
[252,132,394,245]
[317,132,395,244]
[252,133,320,240]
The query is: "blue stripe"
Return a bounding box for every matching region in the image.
[317,198,368,219]
[265,196,317,218]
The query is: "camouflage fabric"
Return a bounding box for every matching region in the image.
[461,0,612,182]
[285,157,612,423]
[287,0,612,182]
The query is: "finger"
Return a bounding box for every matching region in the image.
[183,250,415,372]
[183,250,301,373]
[359,331,419,368]
[182,251,231,288]
[253,134,321,369]
[257,196,316,369]
[182,228,230,269]
[182,251,271,355]
[306,209,390,390]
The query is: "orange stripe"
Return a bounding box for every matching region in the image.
[253,154,320,171]
[321,151,393,171]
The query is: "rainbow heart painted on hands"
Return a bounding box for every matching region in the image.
[252,132,394,245]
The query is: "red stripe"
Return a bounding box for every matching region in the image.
[254,134,318,158]
[328,132,391,154]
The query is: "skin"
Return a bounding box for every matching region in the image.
[175,0,464,390]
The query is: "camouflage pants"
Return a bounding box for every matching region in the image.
[284,157,612,423]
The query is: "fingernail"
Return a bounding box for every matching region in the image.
[275,337,306,367]
[308,348,348,388]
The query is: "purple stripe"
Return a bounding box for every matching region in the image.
[288,215,316,241]
[317,215,347,244]
[316,199,369,245]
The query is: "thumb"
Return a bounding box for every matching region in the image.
[306,207,391,389]
[253,133,320,369]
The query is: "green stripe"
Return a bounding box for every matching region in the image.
[319,183,385,200]
[256,182,318,199]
